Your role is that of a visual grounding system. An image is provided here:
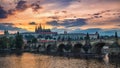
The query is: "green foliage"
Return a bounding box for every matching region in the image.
[0,36,8,49]
[15,32,24,49]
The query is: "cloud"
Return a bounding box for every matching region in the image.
[51,27,65,33]
[0,23,28,32]
[108,17,120,23]
[15,0,43,12]
[0,6,7,18]
[70,28,102,33]
[0,23,14,25]
[29,22,37,25]
[47,18,87,27]
[0,0,43,19]
[48,16,59,19]
[43,0,75,6]
[16,0,28,11]
[88,10,112,19]
[31,3,43,12]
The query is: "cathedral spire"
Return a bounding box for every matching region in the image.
[43,24,45,29]
[38,23,42,29]
[35,25,38,32]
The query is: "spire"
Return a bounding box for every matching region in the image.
[35,25,38,32]
[95,31,98,34]
[115,31,118,43]
[43,24,45,29]
[4,30,9,35]
[96,32,100,39]
[83,33,92,53]
[85,33,90,44]
[38,23,42,29]
[86,33,90,40]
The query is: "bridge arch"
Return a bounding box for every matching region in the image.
[64,43,72,52]
[93,42,106,54]
[57,44,66,55]
[37,44,42,52]
[46,44,52,52]
[73,43,83,53]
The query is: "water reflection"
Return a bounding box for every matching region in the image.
[0,53,117,68]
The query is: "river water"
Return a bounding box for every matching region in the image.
[0,53,118,68]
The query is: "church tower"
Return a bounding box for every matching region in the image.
[83,33,92,53]
[35,25,38,33]
[38,24,42,30]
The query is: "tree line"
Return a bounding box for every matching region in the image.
[0,32,24,50]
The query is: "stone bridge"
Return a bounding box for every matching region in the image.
[26,39,116,54]
[34,39,114,46]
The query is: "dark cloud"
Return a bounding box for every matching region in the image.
[70,28,102,33]
[16,0,28,11]
[0,6,7,18]
[92,10,111,18]
[42,0,78,9]
[47,18,87,27]
[48,16,59,19]
[94,15,102,18]
[0,23,20,30]
[88,9,120,19]
[15,0,43,12]
[0,0,43,19]
[0,23,14,26]
[106,17,120,23]
[51,27,65,33]
[8,9,16,15]
[0,6,16,19]
[31,3,43,12]
[0,23,28,33]
[62,11,67,13]
[29,22,37,25]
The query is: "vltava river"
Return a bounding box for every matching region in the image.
[0,53,118,68]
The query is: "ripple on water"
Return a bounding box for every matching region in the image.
[0,53,117,68]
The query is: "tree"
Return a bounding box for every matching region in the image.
[15,32,24,49]
[0,36,9,49]
[9,37,15,49]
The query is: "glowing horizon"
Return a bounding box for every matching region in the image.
[0,0,120,34]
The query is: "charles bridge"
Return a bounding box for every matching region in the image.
[26,38,118,56]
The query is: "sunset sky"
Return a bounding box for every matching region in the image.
[0,0,120,35]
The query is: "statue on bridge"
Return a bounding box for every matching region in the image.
[83,33,92,54]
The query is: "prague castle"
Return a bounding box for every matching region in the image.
[35,24,51,33]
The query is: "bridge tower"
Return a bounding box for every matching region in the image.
[83,33,92,53]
